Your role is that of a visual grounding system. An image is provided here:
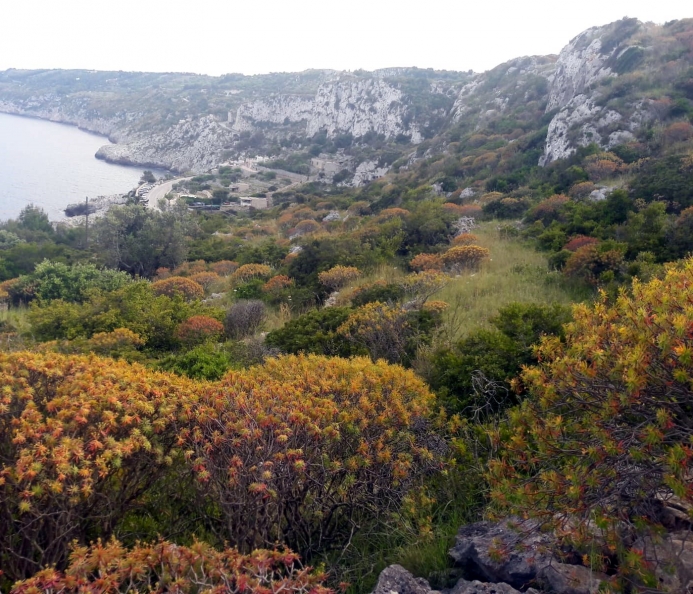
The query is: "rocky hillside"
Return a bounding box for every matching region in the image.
[0,17,691,176]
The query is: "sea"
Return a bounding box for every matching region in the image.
[0,112,150,221]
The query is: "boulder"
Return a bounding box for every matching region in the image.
[449,578,524,594]
[539,563,607,594]
[449,519,552,589]
[634,530,693,593]
[372,565,437,594]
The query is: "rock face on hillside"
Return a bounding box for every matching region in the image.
[540,18,650,165]
[0,17,686,173]
[232,78,422,143]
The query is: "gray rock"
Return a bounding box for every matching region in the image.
[539,563,607,594]
[449,578,522,594]
[634,531,693,593]
[588,187,613,202]
[449,519,552,590]
[372,565,437,594]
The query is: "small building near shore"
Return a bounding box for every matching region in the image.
[239,196,270,209]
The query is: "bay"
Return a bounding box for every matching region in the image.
[0,112,150,221]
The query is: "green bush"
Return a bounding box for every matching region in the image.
[265,307,360,357]
[157,343,233,380]
[431,303,572,415]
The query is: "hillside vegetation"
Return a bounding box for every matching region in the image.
[1,15,693,594]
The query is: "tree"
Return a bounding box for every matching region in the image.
[18,205,53,234]
[93,203,193,278]
[488,259,693,588]
[140,170,156,183]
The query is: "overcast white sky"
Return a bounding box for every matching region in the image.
[0,0,690,76]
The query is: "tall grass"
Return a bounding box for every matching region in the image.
[435,223,592,346]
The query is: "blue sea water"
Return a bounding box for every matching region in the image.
[0,112,147,221]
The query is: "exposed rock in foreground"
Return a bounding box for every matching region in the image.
[371,516,693,594]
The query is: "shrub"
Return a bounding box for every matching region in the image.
[225,300,266,339]
[262,274,294,294]
[0,352,196,583]
[336,302,441,365]
[186,354,439,556]
[568,181,597,199]
[151,277,205,301]
[293,220,322,236]
[409,253,444,272]
[441,245,490,271]
[11,539,331,594]
[6,261,132,305]
[82,328,145,358]
[265,307,358,357]
[663,121,693,144]
[456,204,483,217]
[431,302,572,416]
[176,315,225,347]
[189,271,220,291]
[526,194,570,225]
[563,244,624,284]
[350,282,406,307]
[230,264,273,284]
[563,235,600,252]
[209,260,239,276]
[347,200,371,215]
[318,265,361,291]
[488,260,693,587]
[399,271,448,305]
[158,343,233,380]
[451,233,480,246]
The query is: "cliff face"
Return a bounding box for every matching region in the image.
[0,17,689,175]
[539,18,654,165]
[232,78,424,142]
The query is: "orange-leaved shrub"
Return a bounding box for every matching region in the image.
[318,265,361,290]
[0,352,197,582]
[190,271,220,291]
[563,244,623,284]
[563,235,600,252]
[11,538,331,594]
[209,260,239,276]
[230,264,273,284]
[184,354,440,556]
[451,233,479,246]
[441,245,490,271]
[409,253,444,272]
[526,194,570,225]
[151,276,205,301]
[262,274,294,294]
[176,315,225,346]
[488,258,693,588]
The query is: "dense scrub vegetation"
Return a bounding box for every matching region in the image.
[3,20,693,591]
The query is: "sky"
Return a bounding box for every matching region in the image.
[0,0,690,76]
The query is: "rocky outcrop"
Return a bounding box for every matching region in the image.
[372,565,437,594]
[96,116,235,172]
[232,78,423,143]
[372,519,610,594]
[307,78,422,142]
[540,18,649,165]
[232,95,315,133]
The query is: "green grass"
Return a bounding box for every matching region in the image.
[435,223,592,345]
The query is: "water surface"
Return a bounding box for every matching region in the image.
[0,112,147,221]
